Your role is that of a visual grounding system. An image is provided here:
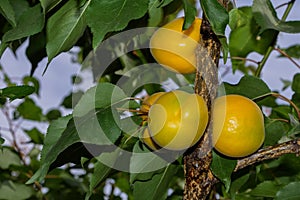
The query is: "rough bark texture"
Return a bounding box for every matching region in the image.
[183,14,221,200]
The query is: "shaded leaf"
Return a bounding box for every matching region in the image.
[86,0,148,48]
[40,0,63,13]
[22,76,40,96]
[26,32,47,76]
[291,73,300,93]
[46,0,88,63]
[211,151,237,191]
[24,128,45,144]
[250,181,283,198]
[46,109,62,121]
[264,119,287,146]
[86,150,120,200]
[253,0,300,34]
[0,0,16,26]
[200,0,229,36]
[182,0,196,30]
[0,181,33,200]
[0,148,21,169]
[61,90,84,109]
[130,141,168,183]
[133,163,178,200]
[2,4,44,42]
[17,98,43,121]
[275,182,300,200]
[0,85,35,101]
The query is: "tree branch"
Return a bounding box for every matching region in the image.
[235,138,300,171]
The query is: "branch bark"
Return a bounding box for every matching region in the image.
[235,138,300,171]
[183,13,221,200]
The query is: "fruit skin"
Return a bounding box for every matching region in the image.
[140,92,165,113]
[148,90,208,150]
[141,127,161,151]
[212,95,265,158]
[150,17,202,74]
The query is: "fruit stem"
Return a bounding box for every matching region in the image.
[254,0,295,77]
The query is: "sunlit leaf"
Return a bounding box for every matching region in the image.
[253,0,300,34]
[46,0,88,63]
[86,0,148,48]
[222,75,271,99]
[200,0,229,36]
[2,4,44,42]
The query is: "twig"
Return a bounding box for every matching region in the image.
[275,0,294,10]
[235,138,300,171]
[274,47,300,69]
[230,56,259,65]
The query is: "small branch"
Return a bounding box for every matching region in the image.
[274,47,300,70]
[235,138,300,171]
[275,0,294,10]
[230,56,259,65]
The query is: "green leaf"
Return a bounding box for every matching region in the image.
[133,163,178,200]
[279,45,300,59]
[0,148,21,169]
[211,151,237,191]
[0,181,33,200]
[27,117,80,183]
[292,73,300,93]
[73,83,127,117]
[2,4,44,42]
[0,85,35,101]
[23,76,40,96]
[130,141,169,183]
[41,115,72,164]
[182,0,196,30]
[28,106,121,183]
[61,90,84,109]
[46,109,62,121]
[17,98,43,121]
[222,75,271,99]
[40,0,62,13]
[229,7,278,70]
[230,172,250,197]
[250,181,283,198]
[148,0,163,27]
[264,119,287,146]
[46,0,88,64]
[200,0,229,36]
[0,0,17,26]
[24,128,44,144]
[26,32,47,76]
[86,0,148,48]
[253,0,300,34]
[275,182,300,200]
[86,150,120,200]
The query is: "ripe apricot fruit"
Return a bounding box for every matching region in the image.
[140,92,165,113]
[150,17,202,74]
[148,90,208,150]
[212,95,265,157]
[141,127,160,151]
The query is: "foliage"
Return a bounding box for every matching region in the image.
[0,0,300,199]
